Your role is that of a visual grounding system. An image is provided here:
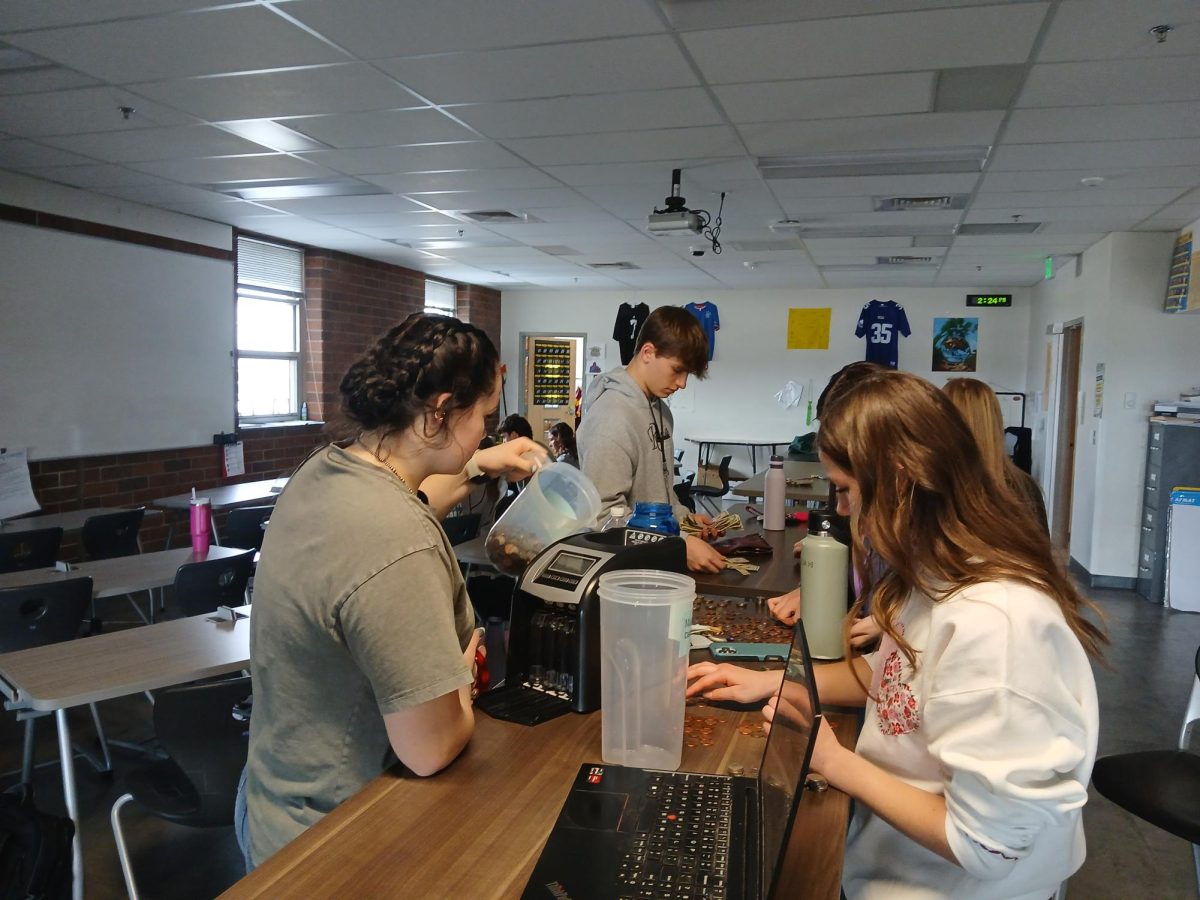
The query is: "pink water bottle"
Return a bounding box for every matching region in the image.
[189,488,211,556]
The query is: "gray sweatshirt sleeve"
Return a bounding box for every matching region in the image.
[579,429,636,523]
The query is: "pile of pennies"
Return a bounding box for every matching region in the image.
[693,595,794,644]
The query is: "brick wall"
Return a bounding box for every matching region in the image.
[20,230,504,556]
[29,425,326,556]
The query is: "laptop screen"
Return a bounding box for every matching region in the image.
[757,621,822,897]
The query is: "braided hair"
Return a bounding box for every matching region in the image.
[340,313,499,442]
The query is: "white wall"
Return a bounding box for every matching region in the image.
[501,287,1031,476]
[1025,231,1199,578]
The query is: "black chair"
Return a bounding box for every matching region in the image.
[0,578,113,779]
[443,513,482,547]
[0,527,63,574]
[171,550,255,619]
[1091,645,1200,893]
[688,455,733,515]
[80,508,145,560]
[222,505,273,552]
[674,472,697,514]
[111,675,252,899]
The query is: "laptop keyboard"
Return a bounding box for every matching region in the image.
[617,772,732,900]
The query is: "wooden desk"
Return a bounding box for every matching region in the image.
[0,606,252,900]
[732,460,829,503]
[154,478,287,545]
[0,506,161,535]
[0,545,247,598]
[220,701,855,899]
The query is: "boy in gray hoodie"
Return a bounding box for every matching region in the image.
[577,306,725,573]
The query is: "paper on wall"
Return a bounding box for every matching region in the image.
[0,448,41,520]
[774,381,804,409]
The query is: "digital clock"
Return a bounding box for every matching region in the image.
[965,294,1012,307]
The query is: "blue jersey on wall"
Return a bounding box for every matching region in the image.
[854,300,910,369]
[684,301,720,361]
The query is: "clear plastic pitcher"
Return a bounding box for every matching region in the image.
[599,570,695,771]
[484,461,601,576]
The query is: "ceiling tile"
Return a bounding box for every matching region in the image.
[283,108,473,149]
[255,194,428,216]
[989,139,1200,171]
[40,125,266,162]
[682,4,1048,83]
[1005,102,1200,144]
[0,138,97,168]
[973,187,1185,209]
[768,173,982,200]
[0,1,201,31]
[503,126,743,167]
[980,167,1200,192]
[128,153,337,184]
[0,65,99,95]
[715,73,934,123]
[963,206,1161,227]
[1037,0,1200,62]
[362,167,559,195]
[288,0,664,59]
[1019,56,1200,107]
[300,141,525,176]
[402,187,586,212]
[659,0,1009,31]
[376,36,697,104]
[452,88,722,140]
[4,7,347,83]
[134,64,422,121]
[739,111,1004,157]
[0,85,195,136]
[22,163,169,188]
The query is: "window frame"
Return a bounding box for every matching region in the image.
[235,237,305,424]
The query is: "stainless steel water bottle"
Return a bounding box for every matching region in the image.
[764,455,785,531]
[799,517,849,659]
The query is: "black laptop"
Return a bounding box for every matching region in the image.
[522,622,822,900]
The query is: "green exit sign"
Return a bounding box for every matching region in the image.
[965,294,1013,307]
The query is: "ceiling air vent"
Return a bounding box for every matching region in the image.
[874,195,968,212]
[876,255,935,265]
[588,261,640,270]
[458,209,533,223]
[958,222,1042,235]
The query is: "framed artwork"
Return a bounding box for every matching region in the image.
[931,317,978,372]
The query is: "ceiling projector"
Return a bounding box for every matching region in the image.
[648,210,702,234]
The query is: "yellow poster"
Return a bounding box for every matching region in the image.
[786,307,831,350]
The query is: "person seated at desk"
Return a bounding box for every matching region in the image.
[767,362,882,650]
[577,305,724,573]
[237,313,541,870]
[942,377,1049,534]
[688,370,1105,900]
[547,421,579,468]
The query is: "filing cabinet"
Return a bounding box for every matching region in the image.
[1137,419,1200,602]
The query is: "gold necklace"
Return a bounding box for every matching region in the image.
[358,438,417,496]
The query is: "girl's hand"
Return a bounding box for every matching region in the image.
[767,588,800,626]
[685,662,781,703]
[849,615,883,650]
[472,438,547,481]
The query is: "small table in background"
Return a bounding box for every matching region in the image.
[731,459,829,504]
[154,478,288,545]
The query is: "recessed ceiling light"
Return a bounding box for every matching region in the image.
[1080,176,1105,187]
[212,179,386,200]
[215,119,327,152]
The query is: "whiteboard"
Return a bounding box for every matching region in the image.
[0,221,235,460]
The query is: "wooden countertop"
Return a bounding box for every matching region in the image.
[221,701,856,899]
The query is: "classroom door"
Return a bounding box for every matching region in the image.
[1047,322,1083,552]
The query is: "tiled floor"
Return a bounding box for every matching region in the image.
[2,588,1197,899]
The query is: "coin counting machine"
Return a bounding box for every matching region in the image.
[476,529,687,725]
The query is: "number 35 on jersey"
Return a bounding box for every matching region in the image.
[855,300,911,369]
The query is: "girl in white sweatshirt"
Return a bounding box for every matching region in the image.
[688,370,1106,900]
